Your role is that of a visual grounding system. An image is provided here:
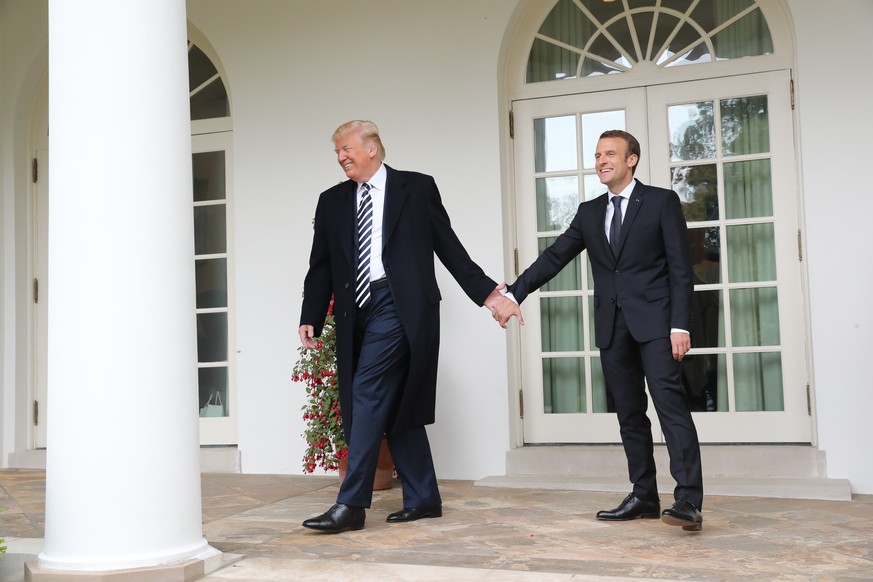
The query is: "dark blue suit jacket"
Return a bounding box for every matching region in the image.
[301,165,496,436]
[509,180,692,348]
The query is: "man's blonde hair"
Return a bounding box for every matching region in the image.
[332,120,386,161]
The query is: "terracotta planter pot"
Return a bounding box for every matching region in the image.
[338,437,395,491]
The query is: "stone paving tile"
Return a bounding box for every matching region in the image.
[2,470,873,581]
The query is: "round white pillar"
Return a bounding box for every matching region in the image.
[41,0,208,570]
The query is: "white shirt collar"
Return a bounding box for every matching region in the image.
[610,178,637,200]
[359,163,386,193]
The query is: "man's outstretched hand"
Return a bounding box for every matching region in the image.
[484,283,524,329]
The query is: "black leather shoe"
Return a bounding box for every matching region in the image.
[596,493,660,521]
[661,499,703,531]
[302,503,365,532]
[386,505,443,523]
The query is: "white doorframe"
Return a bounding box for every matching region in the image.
[30,77,49,449]
[192,129,237,445]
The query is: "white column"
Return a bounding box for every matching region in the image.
[40,0,208,571]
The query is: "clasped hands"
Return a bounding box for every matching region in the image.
[299,284,524,348]
[484,283,524,329]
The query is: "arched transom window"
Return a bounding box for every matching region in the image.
[188,41,230,120]
[528,0,774,82]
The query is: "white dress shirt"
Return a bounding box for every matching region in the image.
[356,163,387,282]
[604,179,636,241]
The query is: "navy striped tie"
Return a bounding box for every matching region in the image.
[355,183,373,308]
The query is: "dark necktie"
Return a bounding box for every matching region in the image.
[610,195,623,257]
[355,183,373,308]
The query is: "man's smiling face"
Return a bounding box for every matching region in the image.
[595,136,638,193]
[335,131,380,183]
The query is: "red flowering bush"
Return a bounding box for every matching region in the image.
[292,299,347,473]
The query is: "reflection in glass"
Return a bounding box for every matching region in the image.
[193,151,226,202]
[188,45,218,92]
[541,297,584,352]
[727,223,776,282]
[584,0,625,28]
[536,177,578,232]
[668,102,715,161]
[667,41,712,67]
[712,8,773,60]
[196,258,228,308]
[587,295,596,350]
[721,95,770,156]
[581,110,625,169]
[661,0,695,13]
[673,164,718,221]
[581,58,623,77]
[538,237,581,291]
[535,116,577,173]
[690,0,754,32]
[526,1,775,83]
[527,38,580,83]
[730,287,780,347]
[198,367,228,417]
[734,352,783,411]
[593,22,631,67]
[690,290,724,348]
[194,205,227,255]
[197,313,228,362]
[652,14,681,63]
[724,160,772,219]
[632,13,655,59]
[660,23,710,66]
[543,357,585,413]
[688,227,721,284]
[537,0,599,51]
[190,77,229,121]
[591,358,610,412]
[583,174,607,201]
[681,354,727,411]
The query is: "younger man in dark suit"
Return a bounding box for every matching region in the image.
[495,130,704,531]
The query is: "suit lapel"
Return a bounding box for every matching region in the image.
[339,181,357,272]
[382,165,408,249]
[614,180,645,257]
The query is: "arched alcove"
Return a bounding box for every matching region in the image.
[500,0,808,447]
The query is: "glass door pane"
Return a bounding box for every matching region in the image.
[193,132,236,445]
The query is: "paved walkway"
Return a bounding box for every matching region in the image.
[2,469,872,580]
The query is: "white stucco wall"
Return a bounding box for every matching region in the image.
[185,0,517,478]
[788,0,873,493]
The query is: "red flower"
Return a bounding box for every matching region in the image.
[293,294,346,474]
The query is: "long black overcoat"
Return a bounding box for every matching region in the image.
[300,165,496,437]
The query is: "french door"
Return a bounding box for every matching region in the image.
[192,130,236,445]
[513,70,809,444]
